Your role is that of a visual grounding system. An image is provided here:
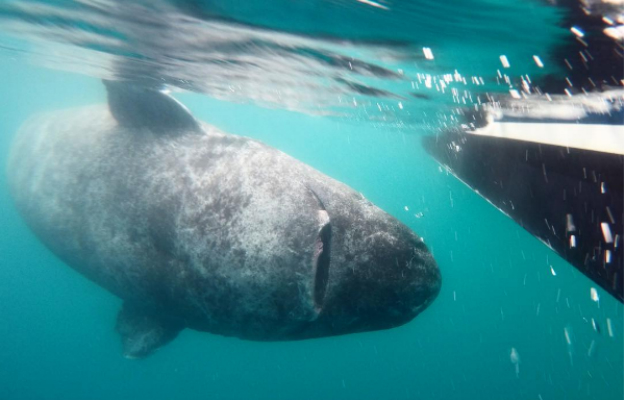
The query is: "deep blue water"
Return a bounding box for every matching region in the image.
[0,1,623,399]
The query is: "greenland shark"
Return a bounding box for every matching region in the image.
[7,81,441,358]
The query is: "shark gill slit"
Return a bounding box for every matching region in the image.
[313,220,331,310]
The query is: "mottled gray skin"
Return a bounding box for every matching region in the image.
[7,86,440,358]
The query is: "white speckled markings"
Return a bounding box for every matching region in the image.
[7,95,440,357]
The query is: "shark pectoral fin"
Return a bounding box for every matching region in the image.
[103,79,201,135]
[115,303,184,359]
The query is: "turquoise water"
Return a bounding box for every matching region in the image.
[0,1,623,399]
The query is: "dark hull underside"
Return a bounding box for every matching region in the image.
[423,131,623,302]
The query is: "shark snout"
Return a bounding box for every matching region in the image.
[362,227,440,321]
[293,184,440,338]
[311,216,440,337]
